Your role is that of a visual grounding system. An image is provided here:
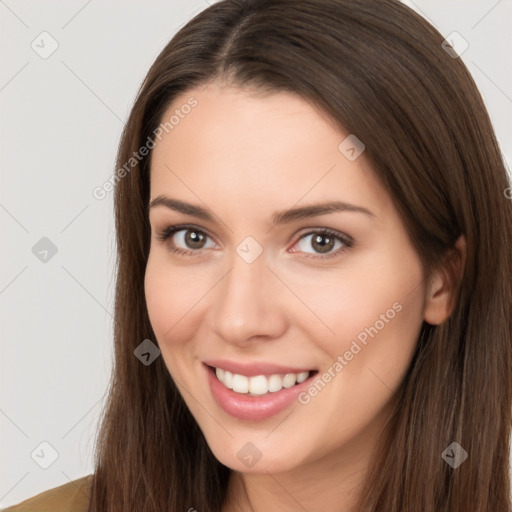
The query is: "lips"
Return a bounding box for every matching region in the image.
[203,360,318,421]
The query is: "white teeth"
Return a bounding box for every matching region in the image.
[296,371,309,383]
[249,375,268,395]
[282,373,297,388]
[232,374,249,393]
[268,374,283,392]
[214,367,311,395]
[223,370,234,389]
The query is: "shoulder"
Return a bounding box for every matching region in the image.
[1,474,93,512]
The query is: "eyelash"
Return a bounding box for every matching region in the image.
[155,224,353,260]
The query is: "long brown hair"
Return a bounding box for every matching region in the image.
[88,1,512,510]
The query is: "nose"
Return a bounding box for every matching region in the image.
[209,250,288,347]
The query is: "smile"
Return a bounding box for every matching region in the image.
[214,367,311,396]
[203,362,319,420]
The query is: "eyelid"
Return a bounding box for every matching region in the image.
[155,223,353,259]
[155,223,215,243]
[155,223,218,257]
[288,227,353,259]
[292,226,353,245]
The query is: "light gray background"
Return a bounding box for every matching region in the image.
[1,0,511,508]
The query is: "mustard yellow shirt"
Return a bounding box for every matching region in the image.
[1,475,92,512]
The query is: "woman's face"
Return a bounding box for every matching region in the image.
[145,81,428,474]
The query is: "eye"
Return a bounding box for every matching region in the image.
[291,229,352,259]
[155,225,352,259]
[156,225,216,256]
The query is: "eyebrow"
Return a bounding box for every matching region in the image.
[148,196,375,225]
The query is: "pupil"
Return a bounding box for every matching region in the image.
[186,230,205,249]
[312,234,334,253]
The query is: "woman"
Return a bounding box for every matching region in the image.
[5,0,511,511]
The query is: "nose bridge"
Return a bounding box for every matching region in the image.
[211,247,286,344]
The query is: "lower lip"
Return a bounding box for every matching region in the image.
[204,364,317,421]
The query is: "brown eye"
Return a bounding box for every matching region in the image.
[310,233,336,253]
[182,230,207,249]
[157,226,216,255]
[294,229,352,258]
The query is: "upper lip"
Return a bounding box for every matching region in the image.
[203,359,316,377]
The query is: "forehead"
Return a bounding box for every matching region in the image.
[148,82,391,222]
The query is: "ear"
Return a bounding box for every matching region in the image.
[423,235,467,325]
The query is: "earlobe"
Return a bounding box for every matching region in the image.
[423,235,467,325]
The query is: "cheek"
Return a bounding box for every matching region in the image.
[331,255,424,395]
[287,251,426,417]
[145,254,175,337]
[290,253,425,445]
[285,249,425,356]
[144,252,201,369]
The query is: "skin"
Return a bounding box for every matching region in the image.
[144,80,465,512]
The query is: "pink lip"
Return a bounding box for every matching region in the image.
[203,363,317,421]
[203,359,314,377]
